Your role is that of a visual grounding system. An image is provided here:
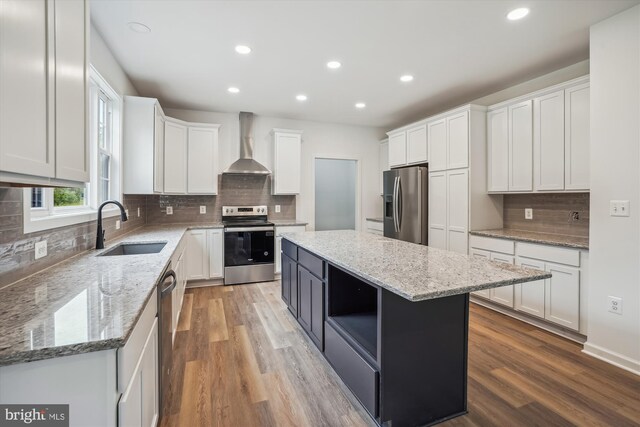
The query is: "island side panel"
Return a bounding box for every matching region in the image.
[379,289,469,427]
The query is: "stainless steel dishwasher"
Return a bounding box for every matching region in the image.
[157,263,176,416]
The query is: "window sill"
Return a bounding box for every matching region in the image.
[23,205,121,234]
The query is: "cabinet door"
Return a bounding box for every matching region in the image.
[208,229,224,279]
[186,229,208,281]
[428,119,447,171]
[470,249,491,298]
[534,90,565,191]
[273,132,301,194]
[508,100,533,191]
[489,253,514,307]
[54,0,89,182]
[406,125,427,164]
[487,108,509,192]
[188,126,218,194]
[164,121,187,193]
[447,111,469,169]
[297,266,323,349]
[428,171,447,249]
[545,263,580,330]
[514,257,545,318]
[565,83,590,190]
[0,0,54,178]
[281,255,298,316]
[153,106,165,193]
[379,140,388,195]
[447,169,469,254]
[388,132,407,167]
[275,236,282,274]
[298,267,312,332]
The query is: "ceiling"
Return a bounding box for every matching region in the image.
[91,0,639,128]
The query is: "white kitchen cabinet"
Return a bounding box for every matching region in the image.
[428,119,447,171]
[388,131,407,168]
[188,126,219,194]
[208,229,224,279]
[407,124,428,164]
[164,120,188,194]
[186,229,209,281]
[488,253,515,307]
[0,0,89,186]
[446,169,469,254]
[275,225,306,273]
[470,249,492,299]
[379,139,388,195]
[428,171,447,250]
[153,106,165,193]
[565,83,590,191]
[447,111,469,169]
[515,257,546,319]
[545,262,580,330]
[534,90,565,191]
[508,100,533,192]
[487,108,509,192]
[365,220,383,236]
[272,129,302,195]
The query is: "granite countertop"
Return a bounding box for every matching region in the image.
[469,229,589,250]
[271,219,308,226]
[0,225,199,367]
[282,231,550,302]
[366,217,383,223]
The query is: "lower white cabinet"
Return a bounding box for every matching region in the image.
[470,249,491,299]
[275,225,306,274]
[515,257,546,319]
[488,253,515,307]
[185,229,224,281]
[545,262,580,330]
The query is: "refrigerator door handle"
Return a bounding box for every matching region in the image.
[393,176,399,232]
[397,175,402,231]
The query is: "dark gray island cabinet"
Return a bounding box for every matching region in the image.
[280,231,550,427]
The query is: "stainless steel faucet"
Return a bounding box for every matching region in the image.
[96,200,128,249]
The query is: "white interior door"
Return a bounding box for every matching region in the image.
[314,158,357,231]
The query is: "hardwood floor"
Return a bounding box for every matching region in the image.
[160,282,640,427]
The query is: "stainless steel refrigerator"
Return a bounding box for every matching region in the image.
[383,167,428,244]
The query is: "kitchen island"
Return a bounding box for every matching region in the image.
[281,230,550,427]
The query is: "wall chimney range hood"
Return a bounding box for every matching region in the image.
[223,112,271,175]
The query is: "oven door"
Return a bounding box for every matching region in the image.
[224,227,275,267]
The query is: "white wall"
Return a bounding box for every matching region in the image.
[90,24,138,97]
[164,108,385,230]
[585,5,640,375]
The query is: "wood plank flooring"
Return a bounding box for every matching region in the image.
[160,282,640,427]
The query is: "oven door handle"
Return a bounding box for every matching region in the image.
[225,226,274,232]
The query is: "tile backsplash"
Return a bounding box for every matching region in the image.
[503,193,589,237]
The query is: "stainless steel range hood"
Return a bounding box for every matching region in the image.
[223,112,271,175]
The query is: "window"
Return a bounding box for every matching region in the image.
[23,66,122,233]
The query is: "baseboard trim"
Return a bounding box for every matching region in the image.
[186,279,224,288]
[582,342,640,376]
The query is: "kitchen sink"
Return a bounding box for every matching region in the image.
[99,242,167,256]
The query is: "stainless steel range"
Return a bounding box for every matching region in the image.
[222,205,275,285]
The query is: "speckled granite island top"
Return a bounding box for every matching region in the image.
[282,230,550,302]
[0,224,223,367]
[470,229,589,250]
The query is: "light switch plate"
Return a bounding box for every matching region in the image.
[116,220,121,230]
[166,206,173,215]
[608,296,623,314]
[610,200,630,217]
[200,206,206,214]
[275,205,281,213]
[35,285,47,304]
[525,208,533,220]
[35,240,47,260]
[137,207,141,217]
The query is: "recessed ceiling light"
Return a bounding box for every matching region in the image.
[296,94,308,101]
[400,75,414,82]
[127,22,151,33]
[355,102,366,109]
[235,45,251,54]
[227,87,240,94]
[507,7,529,21]
[327,61,342,69]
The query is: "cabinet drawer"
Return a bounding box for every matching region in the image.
[469,235,515,255]
[298,248,325,279]
[282,239,297,260]
[324,323,379,417]
[517,242,580,267]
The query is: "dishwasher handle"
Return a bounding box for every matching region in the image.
[160,270,177,298]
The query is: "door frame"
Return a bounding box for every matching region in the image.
[312,156,361,231]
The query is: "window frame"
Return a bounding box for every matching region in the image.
[23,66,124,234]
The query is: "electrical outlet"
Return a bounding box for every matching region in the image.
[200,206,206,214]
[35,285,47,304]
[166,206,173,215]
[275,205,281,213]
[525,208,533,220]
[610,200,630,217]
[125,209,129,218]
[35,240,47,260]
[116,220,121,230]
[137,207,141,217]
[608,296,623,315]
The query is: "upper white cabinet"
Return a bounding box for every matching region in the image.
[272,129,302,195]
[407,124,428,164]
[379,139,389,195]
[124,97,220,195]
[487,77,590,193]
[0,0,89,187]
[388,131,407,167]
[388,123,427,168]
[447,111,469,170]
[428,119,447,171]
